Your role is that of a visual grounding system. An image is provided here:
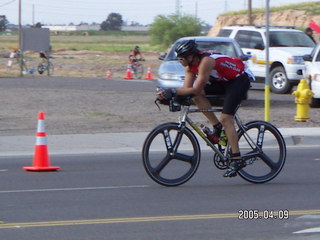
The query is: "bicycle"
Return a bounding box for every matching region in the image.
[131,58,144,79]
[38,51,54,76]
[142,96,286,187]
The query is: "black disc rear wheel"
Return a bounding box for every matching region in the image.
[237,121,286,183]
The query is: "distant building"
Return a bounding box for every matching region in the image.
[121,26,150,32]
[41,24,149,32]
[42,24,100,31]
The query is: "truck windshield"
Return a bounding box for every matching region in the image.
[269,31,315,48]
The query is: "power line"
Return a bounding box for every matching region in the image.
[0,0,16,8]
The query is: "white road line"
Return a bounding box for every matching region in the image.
[0,185,149,194]
[293,227,320,234]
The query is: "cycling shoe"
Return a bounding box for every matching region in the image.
[223,158,246,177]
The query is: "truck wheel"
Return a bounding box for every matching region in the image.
[269,66,293,94]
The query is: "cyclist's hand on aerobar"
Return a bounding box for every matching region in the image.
[156,88,176,100]
[155,88,177,109]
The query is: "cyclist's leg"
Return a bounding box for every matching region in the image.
[221,74,251,177]
[133,62,143,79]
[194,81,226,126]
[193,94,219,125]
[131,62,137,75]
[220,113,238,153]
[221,74,250,147]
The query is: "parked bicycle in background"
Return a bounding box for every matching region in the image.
[38,51,54,76]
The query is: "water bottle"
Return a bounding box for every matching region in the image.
[201,124,219,144]
[218,130,228,146]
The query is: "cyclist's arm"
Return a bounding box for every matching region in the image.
[135,52,143,60]
[129,51,135,60]
[176,56,215,96]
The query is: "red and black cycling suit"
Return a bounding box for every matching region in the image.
[129,50,141,62]
[190,51,251,115]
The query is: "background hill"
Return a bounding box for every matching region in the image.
[208,1,320,40]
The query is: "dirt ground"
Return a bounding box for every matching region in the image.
[0,50,162,79]
[0,50,319,136]
[0,84,319,137]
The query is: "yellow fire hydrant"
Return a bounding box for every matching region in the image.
[292,79,314,122]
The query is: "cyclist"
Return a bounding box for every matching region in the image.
[157,39,253,177]
[129,46,144,63]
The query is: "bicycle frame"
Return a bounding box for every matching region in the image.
[176,104,262,162]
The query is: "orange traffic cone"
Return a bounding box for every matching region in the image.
[145,65,153,80]
[106,69,112,79]
[23,112,60,172]
[124,62,133,79]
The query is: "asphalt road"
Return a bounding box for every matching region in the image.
[0,146,320,240]
[0,76,156,92]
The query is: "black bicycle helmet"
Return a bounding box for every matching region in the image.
[175,39,198,58]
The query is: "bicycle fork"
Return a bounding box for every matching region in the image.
[234,115,265,162]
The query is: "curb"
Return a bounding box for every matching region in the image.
[0,128,319,157]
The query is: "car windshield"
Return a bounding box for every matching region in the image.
[269,31,315,48]
[165,41,239,60]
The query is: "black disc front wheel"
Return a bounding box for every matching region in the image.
[142,122,201,187]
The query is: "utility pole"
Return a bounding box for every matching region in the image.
[18,0,23,76]
[32,4,35,26]
[248,0,253,25]
[18,0,21,50]
[265,0,271,121]
[195,1,198,18]
[176,0,181,16]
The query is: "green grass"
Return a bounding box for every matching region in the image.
[0,31,164,52]
[51,35,153,52]
[222,1,320,16]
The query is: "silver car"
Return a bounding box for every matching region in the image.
[157,36,249,88]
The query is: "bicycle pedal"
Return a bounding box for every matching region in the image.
[223,167,238,177]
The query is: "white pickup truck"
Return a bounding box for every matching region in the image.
[303,43,320,108]
[218,25,315,94]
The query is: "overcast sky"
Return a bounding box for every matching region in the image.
[1,0,318,26]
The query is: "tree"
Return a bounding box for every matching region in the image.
[149,14,203,47]
[100,13,123,31]
[33,22,42,28]
[0,15,8,32]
